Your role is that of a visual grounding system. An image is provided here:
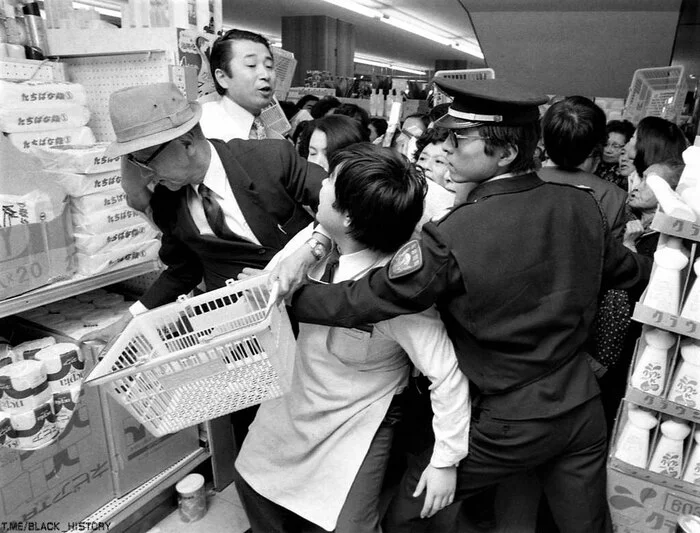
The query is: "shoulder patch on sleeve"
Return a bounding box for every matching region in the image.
[389,240,423,280]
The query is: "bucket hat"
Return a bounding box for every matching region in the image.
[105,82,202,158]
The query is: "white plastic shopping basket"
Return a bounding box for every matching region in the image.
[85,274,295,437]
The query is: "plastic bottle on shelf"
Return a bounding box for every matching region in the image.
[682,430,700,483]
[642,237,689,314]
[614,406,658,468]
[668,338,700,408]
[648,418,691,478]
[646,173,696,221]
[677,140,700,198]
[681,259,700,322]
[629,328,675,395]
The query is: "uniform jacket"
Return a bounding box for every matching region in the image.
[140,138,324,308]
[292,173,652,419]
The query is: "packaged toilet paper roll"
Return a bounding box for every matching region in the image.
[52,383,81,430]
[56,169,122,198]
[0,360,51,413]
[93,292,125,309]
[14,337,56,360]
[7,126,96,153]
[10,401,58,449]
[34,343,84,393]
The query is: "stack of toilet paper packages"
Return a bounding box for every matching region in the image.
[16,288,133,341]
[30,143,161,276]
[0,80,96,153]
[0,337,84,450]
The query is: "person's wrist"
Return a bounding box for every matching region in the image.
[306,237,327,261]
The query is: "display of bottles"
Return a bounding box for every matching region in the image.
[668,339,700,408]
[682,430,700,483]
[614,407,658,468]
[648,418,691,478]
[630,328,675,395]
[642,237,689,314]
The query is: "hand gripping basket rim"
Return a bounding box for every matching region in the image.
[85,274,295,437]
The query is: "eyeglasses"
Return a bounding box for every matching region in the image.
[605,142,625,150]
[447,130,487,147]
[127,140,172,172]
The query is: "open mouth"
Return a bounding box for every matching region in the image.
[258,87,272,97]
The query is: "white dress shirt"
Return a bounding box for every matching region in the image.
[188,141,260,244]
[199,95,283,141]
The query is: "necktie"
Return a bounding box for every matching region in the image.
[249,117,267,140]
[320,247,340,283]
[198,183,237,240]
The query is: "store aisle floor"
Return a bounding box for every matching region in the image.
[147,482,250,533]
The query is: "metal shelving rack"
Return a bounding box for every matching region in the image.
[0,260,161,319]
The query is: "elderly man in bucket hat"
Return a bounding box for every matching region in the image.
[87,81,326,452]
[273,78,652,532]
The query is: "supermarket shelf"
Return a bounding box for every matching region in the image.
[68,447,210,533]
[0,260,161,319]
[46,28,179,58]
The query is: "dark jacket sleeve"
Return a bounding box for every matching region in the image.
[291,223,458,327]
[271,139,325,213]
[139,189,204,309]
[602,227,653,292]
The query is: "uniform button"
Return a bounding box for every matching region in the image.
[258,249,267,255]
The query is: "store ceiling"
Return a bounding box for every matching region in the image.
[222,0,481,71]
[222,0,684,97]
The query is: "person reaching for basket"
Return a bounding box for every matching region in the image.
[233,143,470,533]
[83,82,328,452]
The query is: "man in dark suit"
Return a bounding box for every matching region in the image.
[87,82,327,481]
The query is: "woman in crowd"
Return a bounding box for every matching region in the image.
[306,114,369,171]
[595,119,635,189]
[413,127,454,193]
[624,116,688,192]
[624,161,685,256]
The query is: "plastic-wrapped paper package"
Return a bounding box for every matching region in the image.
[31,142,121,174]
[0,80,88,108]
[74,221,159,255]
[71,190,128,215]
[76,238,160,276]
[0,191,56,226]
[0,135,77,298]
[7,126,95,153]
[71,203,148,234]
[55,168,122,197]
[0,105,91,133]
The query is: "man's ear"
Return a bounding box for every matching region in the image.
[214,68,230,90]
[497,144,519,168]
[343,213,352,229]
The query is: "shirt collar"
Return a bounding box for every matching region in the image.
[219,95,256,133]
[335,247,387,281]
[192,141,228,197]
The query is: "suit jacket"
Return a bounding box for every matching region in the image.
[140,138,324,308]
[538,167,631,242]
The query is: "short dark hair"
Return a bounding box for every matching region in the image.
[542,96,606,169]
[310,96,341,119]
[476,121,542,175]
[311,115,369,156]
[329,143,426,253]
[209,29,273,96]
[633,116,689,175]
[296,94,319,111]
[333,103,370,137]
[369,117,388,138]
[414,127,449,161]
[606,119,635,143]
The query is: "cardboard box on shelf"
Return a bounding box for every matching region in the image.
[0,327,113,523]
[82,344,201,497]
[608,401,700,532]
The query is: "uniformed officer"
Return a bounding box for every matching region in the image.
[280,78,652,533]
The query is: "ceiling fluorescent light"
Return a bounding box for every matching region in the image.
[319,0,382,19]
[354,55,426,76]
[380,16,453,47]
